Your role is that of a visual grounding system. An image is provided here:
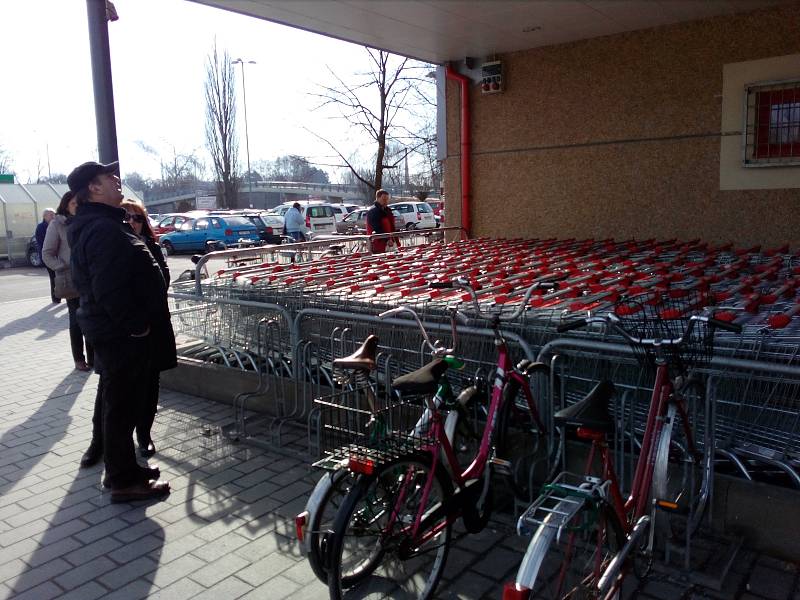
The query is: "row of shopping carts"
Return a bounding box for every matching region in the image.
[169,233,800,490]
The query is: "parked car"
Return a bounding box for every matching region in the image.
[336,208,369,234]
[210,210,284,245]
[259,213,287,243]
[269,201,338,236]
[27,235,42,267]
[270,201,323,218]
[427,200,444,217]
[303,204,337,236]
[389,201,437,229]
[158,215,261,255]
[329,203,361,222]
[153,213,192,237]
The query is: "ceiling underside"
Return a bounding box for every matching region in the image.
[187,0,789,64]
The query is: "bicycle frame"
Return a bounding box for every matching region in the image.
[579,360,699,536]
[391,338,543,544]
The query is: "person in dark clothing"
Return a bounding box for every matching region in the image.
[365,189,397,254]
[67,160,171,503]
[35,208,58,303]
[121,199,176,458]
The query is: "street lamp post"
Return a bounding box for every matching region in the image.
[232,58,256,207]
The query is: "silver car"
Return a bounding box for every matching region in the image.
[337,208,369,234]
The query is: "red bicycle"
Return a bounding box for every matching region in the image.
[504,290,740,600]
[321,279,558,600]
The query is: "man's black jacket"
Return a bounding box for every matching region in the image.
[68,202,175,370]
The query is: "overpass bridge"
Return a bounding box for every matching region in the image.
[143,181,438,212]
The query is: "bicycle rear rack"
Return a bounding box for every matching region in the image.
[517,471,606,536]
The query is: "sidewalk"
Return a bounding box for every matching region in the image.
[0,293,798,599]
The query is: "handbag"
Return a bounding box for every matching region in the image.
[54,268,79,300]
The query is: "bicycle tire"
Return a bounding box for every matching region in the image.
[304,468,355,583]
[513,498,625,599]
[496,374,550,502]
[327,453,453,600]
[651,402,709,540]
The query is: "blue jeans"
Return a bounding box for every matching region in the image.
[288,231,306,242]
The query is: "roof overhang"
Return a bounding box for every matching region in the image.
[187,0,789,64]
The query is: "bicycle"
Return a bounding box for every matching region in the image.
[322,279,556,600]
[297,311,483,584]
[504,289,741,600]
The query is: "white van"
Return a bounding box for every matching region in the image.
[389,201,437,229]
[329,203,361,222]
[269,201,337,236]
[303,204,337,235]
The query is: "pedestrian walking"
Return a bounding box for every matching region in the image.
[284,202,307,242]
[121,199,177,458]
[41,191,94,372]
[366,189,397,254]
[67,160,170,502]
[35,208,58,303]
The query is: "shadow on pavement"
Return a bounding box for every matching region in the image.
[0,301,67,342]
[0,370,88,497]
[1,370,166,597]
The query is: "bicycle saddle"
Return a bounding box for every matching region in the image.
[553,379,615,433]
[392,359,449,395]
[333,335,379,371]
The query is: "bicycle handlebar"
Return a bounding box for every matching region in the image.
[378,306,461,357]
[438,277,559,322]
[557,311,742,347]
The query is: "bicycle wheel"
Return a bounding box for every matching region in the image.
[513,499,625,599]
[496,375,548,502]
[327,454,453,600]
[304,469,355,583]
[651,402,709,539]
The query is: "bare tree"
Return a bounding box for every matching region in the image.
[256,155,330,184]
[39,173,69,185]
[159,147,205,192]
[204,42,239,209]
[0,146,12,174]
[134,141,206,197]
[311,48,435,194]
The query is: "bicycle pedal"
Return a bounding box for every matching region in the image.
[490,457,512,476]
[654,499,686,514]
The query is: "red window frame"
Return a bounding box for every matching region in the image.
[754,87,800,159]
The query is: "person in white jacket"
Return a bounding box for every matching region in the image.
[42,191,94,371]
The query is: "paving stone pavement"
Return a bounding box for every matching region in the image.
[1,294,799,599]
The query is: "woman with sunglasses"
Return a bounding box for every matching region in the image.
[121,200,177,458]
[42,191,94,371]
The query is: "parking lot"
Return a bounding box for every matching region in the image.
[0,266,798,599]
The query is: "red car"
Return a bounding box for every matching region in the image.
[427,200,444,217]
[153,214,191,238]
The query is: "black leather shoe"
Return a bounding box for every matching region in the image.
[80,443,103,468]
[103,464,160,489]
[111,480,170,503]
[139,440,156,458]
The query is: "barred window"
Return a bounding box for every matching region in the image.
[743,80,800,166]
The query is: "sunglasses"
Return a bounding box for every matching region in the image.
[126,213,146,224]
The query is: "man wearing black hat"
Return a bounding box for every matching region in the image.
[67,161,171,502]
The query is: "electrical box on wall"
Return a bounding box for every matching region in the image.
[481,61,503,94]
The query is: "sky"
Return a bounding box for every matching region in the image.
[1,0,435,184]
